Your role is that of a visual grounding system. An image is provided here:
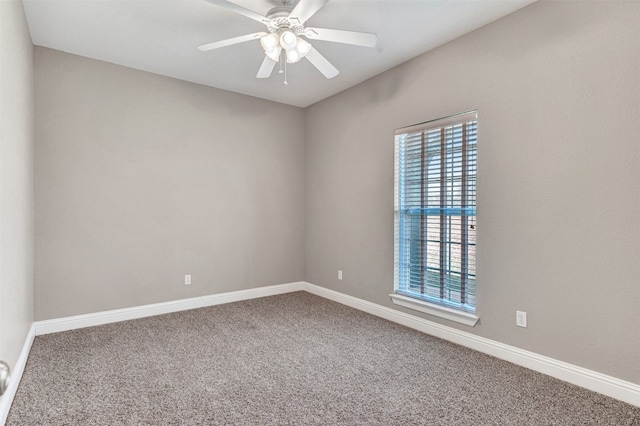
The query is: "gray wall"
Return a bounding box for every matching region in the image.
[31,0,640,388]
[304,1,640,384]
[35,48,305,320]
[0,0,34,372]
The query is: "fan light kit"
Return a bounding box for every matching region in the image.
[260,30,310,64]
[198,0,377,83]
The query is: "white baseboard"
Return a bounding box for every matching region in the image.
[0,324,35,426]
[302,282,640,408]
[35,281,305,335]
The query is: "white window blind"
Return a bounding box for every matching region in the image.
[394,111,477,313]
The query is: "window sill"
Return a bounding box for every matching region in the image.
[389,294,479,327]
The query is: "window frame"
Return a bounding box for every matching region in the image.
[390,111,479,327]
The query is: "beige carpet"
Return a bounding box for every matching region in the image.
[8,292,640,425]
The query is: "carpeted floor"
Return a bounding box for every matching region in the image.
[7,292,640,425]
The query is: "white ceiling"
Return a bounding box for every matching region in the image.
[23,0,536,108]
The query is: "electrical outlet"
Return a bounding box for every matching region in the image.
[184,274,191,285]
[338,270,343,280]
[516,310,527,328]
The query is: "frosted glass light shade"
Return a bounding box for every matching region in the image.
[280,31,297,50]
[297,38,311,56]
[265,46,281,61]
[286,49,301,63]
[260,33,279,51]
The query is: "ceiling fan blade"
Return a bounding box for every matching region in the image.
[256,56,277,79]
[305,47,339,79]
[198,32,266,51]
[305,27,377,48]
[288,0,329,25]
[205,0,272,25]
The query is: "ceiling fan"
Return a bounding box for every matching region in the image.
[198,0,377,81]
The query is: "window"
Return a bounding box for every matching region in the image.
[391,111,478,326]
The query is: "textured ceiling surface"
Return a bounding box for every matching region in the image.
[23,0,536,107]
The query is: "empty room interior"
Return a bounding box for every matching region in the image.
[1,0,639,424]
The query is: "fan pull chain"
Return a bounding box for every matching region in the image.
[284,59,288,85]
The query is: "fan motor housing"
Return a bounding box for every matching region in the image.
[266,7,305,34]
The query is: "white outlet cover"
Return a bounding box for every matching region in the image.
[185,275,191,285]
[516,310,527,328]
